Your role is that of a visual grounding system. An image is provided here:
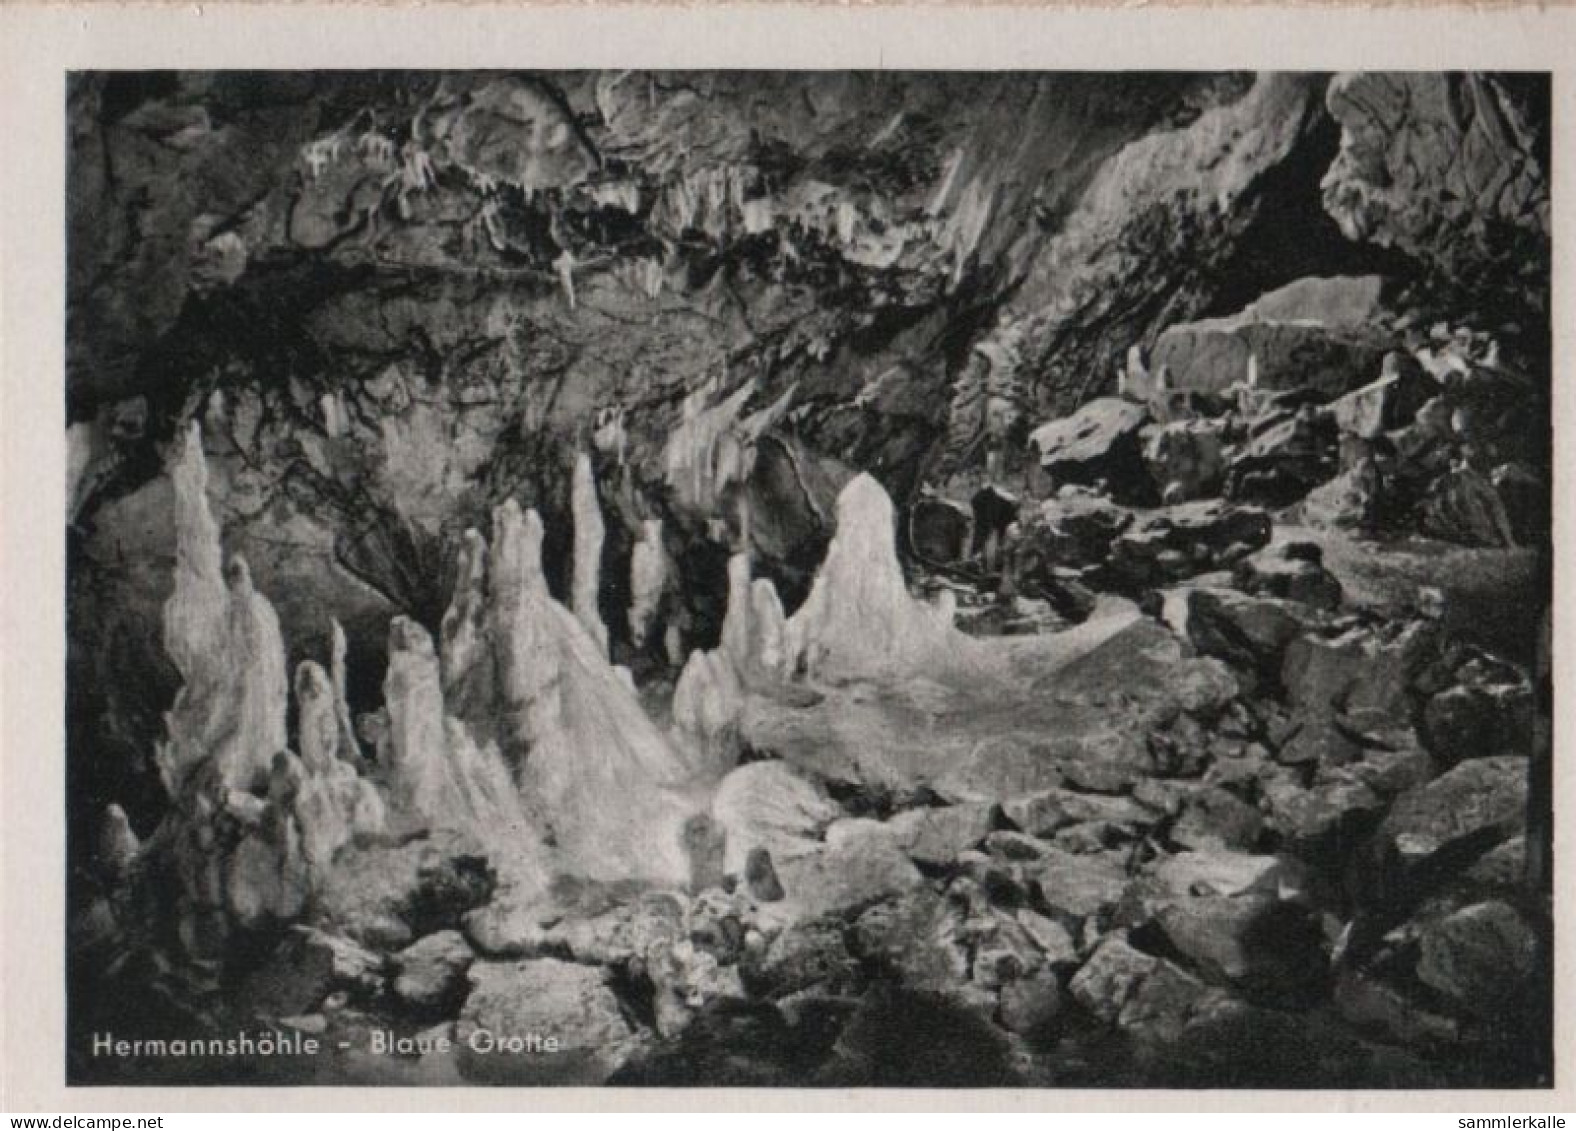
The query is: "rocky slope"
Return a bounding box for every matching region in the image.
[67,70,1550,1088]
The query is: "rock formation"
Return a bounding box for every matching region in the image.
[158,423,288,794]
[786,474,967,683]
[382,617,538,869]
[570,451,609,657]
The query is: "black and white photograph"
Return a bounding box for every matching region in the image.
[36,55,1558,1095]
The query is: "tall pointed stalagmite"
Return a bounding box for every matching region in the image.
[159,423,288,794]
[481,499,699,886]
[570,451,609,657]
[329,619,364,763]
[383,616,540,859]
[439,527,498,729]
[291,661,385,872]
[672,549,788,774]
[786,473,963,682]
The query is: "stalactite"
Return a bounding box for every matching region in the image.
[785,474,965,682]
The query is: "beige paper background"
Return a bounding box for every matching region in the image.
[2,1,1571,1112]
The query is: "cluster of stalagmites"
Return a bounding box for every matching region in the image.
[133,423,733,960]
[87,396,1541,1085]
[108,420,923,949]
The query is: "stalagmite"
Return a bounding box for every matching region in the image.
[296,662,340,775]
[97,803,141,879]
[488,501,560,762]
[291,661,385,872]
[670,648,745,778]
[570,452,609,658]
[748,580,788,677]
[718,553,755,671]
[479,499,698,886]
[785,474,962,682]
[329,619,364,763]
[158,423,288,795]
[627,518,668,650]
[439,528,497,723]
[383,616,536,855]
[554,249,577,310]
[714,552,790,683]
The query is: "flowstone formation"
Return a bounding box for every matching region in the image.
[67,69,1549,1089]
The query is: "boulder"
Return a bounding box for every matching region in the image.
[1146,850,1289,899]
[1155,894,1326,1001]
[1330,353,1440,440]
[1109,500,1272,588]
[1415,900,1540,1019]
[1376,756,1527,879]
[461,897,555,959]
[1014,490,1134,572]
[645,938,748,1036]
[1171,787,1264,852]
[1491,461,1548,545]
[1015,908,1080,968]
[549,891,688,966]
[1263,772,1384,852]
[392,930,475,1015]
[1320,743,1435,801]
[1151,276,1391,399]
[1420,673,1535,768]
[1233,541,1343,611]
[1282,619,1438,720]
[1171,586,1313,683]
[1027,397,1153,502]
[316,830,496,950]
[1069,933,1211,1042]
[1420,464,1519,548]
[884,803,999,867]
[743,920,862,999]
[851,889,975,1000]
[998,971,1066,1040]
[768,835,925,926]
[1142,419,1227,502]
[1027,847,1130,921]
[1225,407,1339,506]
[237,926,384,1018]
[1002,789,1156,840]
[1274,716,1361,769]
[1333,970,1460,1050]
[457,958,638,1084]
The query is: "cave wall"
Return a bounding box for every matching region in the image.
[65,68,1551,851]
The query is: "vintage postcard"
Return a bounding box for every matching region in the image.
[1,0,1570,1113]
